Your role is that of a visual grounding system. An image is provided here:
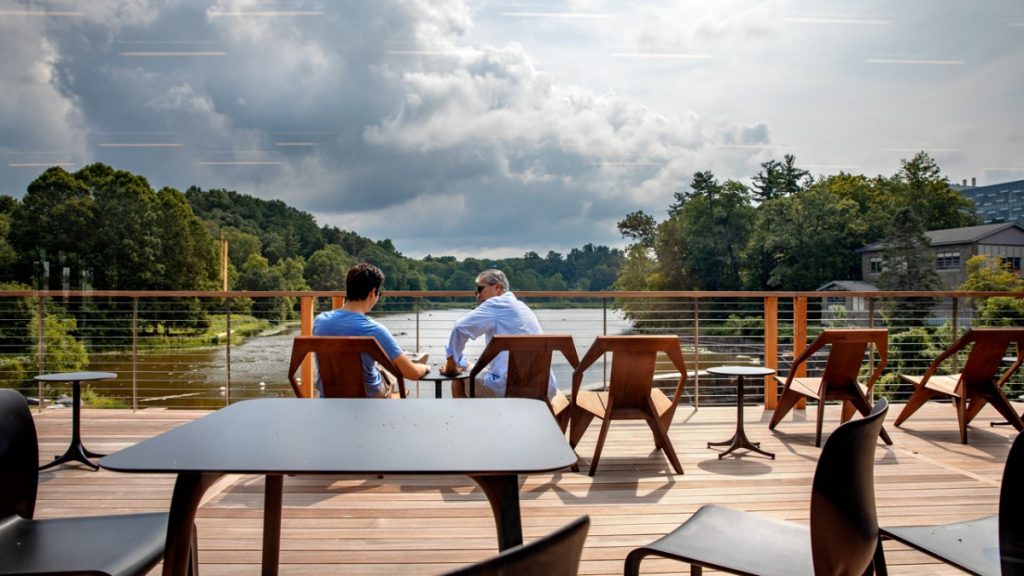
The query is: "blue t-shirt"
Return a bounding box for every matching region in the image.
[312,309,403,397]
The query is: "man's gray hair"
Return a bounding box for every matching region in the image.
[477,269,510,291]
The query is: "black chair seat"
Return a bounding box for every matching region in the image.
[630,504,814,576]
[0,513,169,576]
[881,516,998,576]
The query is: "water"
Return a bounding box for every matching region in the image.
[84,307,638,408]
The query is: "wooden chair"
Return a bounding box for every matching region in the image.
[469,334,579,432]
[893,327,1024,444]
[288,336,407,398]
[0,388,197,576]
[441,515,590,576]
[875,430,1024,575]
[624,398,889,576]
[569,335,688,476]
[769,328,892,447]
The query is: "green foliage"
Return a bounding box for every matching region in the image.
[32,310,88,374]
[960,254,1024,325]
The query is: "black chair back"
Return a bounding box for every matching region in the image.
[442,515,589,576]
[809,397,888,575]
[1000,432,1024,574]
[0,388,38,520]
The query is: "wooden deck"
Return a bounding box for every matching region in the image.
[31,400,1022,575]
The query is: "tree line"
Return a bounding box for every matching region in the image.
[612,152,975,295]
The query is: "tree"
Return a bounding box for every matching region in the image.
[889,152,975,230]
[617,210,656,249]
[959,254,1024,326]
[751,154,809,203]
[305,245,352,291]
[877,207,941,327]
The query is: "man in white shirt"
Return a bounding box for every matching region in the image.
[441,269,556,398]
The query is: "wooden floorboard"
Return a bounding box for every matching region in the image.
[30,400,1022,575]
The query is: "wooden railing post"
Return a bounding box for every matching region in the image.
[794,297,808,410]
[299,296,315,398]
[764,296,778,409]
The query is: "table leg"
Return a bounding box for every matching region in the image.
[435,381,443,399]
[469,474,523,551]
[39,380,105,471]
[163,472,222,576]
[707,376,775,460]
[262,474,284,576]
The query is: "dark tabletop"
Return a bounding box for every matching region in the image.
[706,365,776,377]
[33,371,117,382]
[100,398,577,475]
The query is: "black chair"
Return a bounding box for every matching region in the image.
[442,515,590,576]
[624,398,889,576]
[0,388,196,576]
[875,431,1024,576]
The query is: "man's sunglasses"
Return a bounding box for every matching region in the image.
[476,284,489,294]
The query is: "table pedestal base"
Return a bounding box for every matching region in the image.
[39,381,106,471]
[708,429,774,460]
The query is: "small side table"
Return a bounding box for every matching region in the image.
[417,370,469,399]
[35,371,117,471]
[706,366,775,460]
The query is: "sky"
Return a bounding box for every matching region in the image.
[1,0,1022,259]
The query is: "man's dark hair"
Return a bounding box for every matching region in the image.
[346,263,385,301]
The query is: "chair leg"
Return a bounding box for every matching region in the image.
[589,415,613,477]
[893,387,933,427]
[848,392,893,445]
[956,397,968,444]
[623,548,647,576]
[768,386,802,430]
[982,389,1024,431]
[646,402,683,474]
[570,409,595,448]
[815,398,826,447]
[964,395,989,426]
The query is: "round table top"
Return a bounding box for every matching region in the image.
[418,371,466,383]
[706,365,775,377]
[33,371,117,383]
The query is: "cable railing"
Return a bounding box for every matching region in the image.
[2,289,1021,410]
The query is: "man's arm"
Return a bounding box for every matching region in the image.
[442,307,493,374]
[392,353,429,380]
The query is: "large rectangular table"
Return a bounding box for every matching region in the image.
[100,398,577,576]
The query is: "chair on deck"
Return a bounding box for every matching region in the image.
[875,430,1024,575]
[893,327,1024,444]
[288,336,407,398]
[624,398,889,576]
[469,334,579,432]
[769,328,892,447]
[0,388,197,576]
[441,515,590,576]
[569,335,688,476]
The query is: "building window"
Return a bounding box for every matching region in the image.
[869,257,883,274]
[936,251,961,270]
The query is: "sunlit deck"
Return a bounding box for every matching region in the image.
[31,400,1021,575]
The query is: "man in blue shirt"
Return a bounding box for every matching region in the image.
[441,269,555,398]
[313,263,429,397]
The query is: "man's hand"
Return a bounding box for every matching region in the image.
[440,357,461,376]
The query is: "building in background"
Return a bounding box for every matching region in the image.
[954,178,1024,225]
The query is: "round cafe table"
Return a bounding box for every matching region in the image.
[706,365,776,460]
[35,371,117,471]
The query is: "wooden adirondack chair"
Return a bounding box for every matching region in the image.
[468,334,579,432]
[569,335,688,476]
[288,336,406,398]
[894,327,1024,444]
[769,328,892,447]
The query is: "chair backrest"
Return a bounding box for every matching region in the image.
[469,334,579,401]
[441,515,590,576]
[1000,432,1024,573]
[288,336,405,398]
[572,336,687,410]
[786,329,887,393]
[808,397,888,575]
[0,388,39,520]
[936,328,1024,393]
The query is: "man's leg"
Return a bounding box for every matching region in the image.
[451,378,468,398]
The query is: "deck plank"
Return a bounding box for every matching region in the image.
[30,400,1022,575]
